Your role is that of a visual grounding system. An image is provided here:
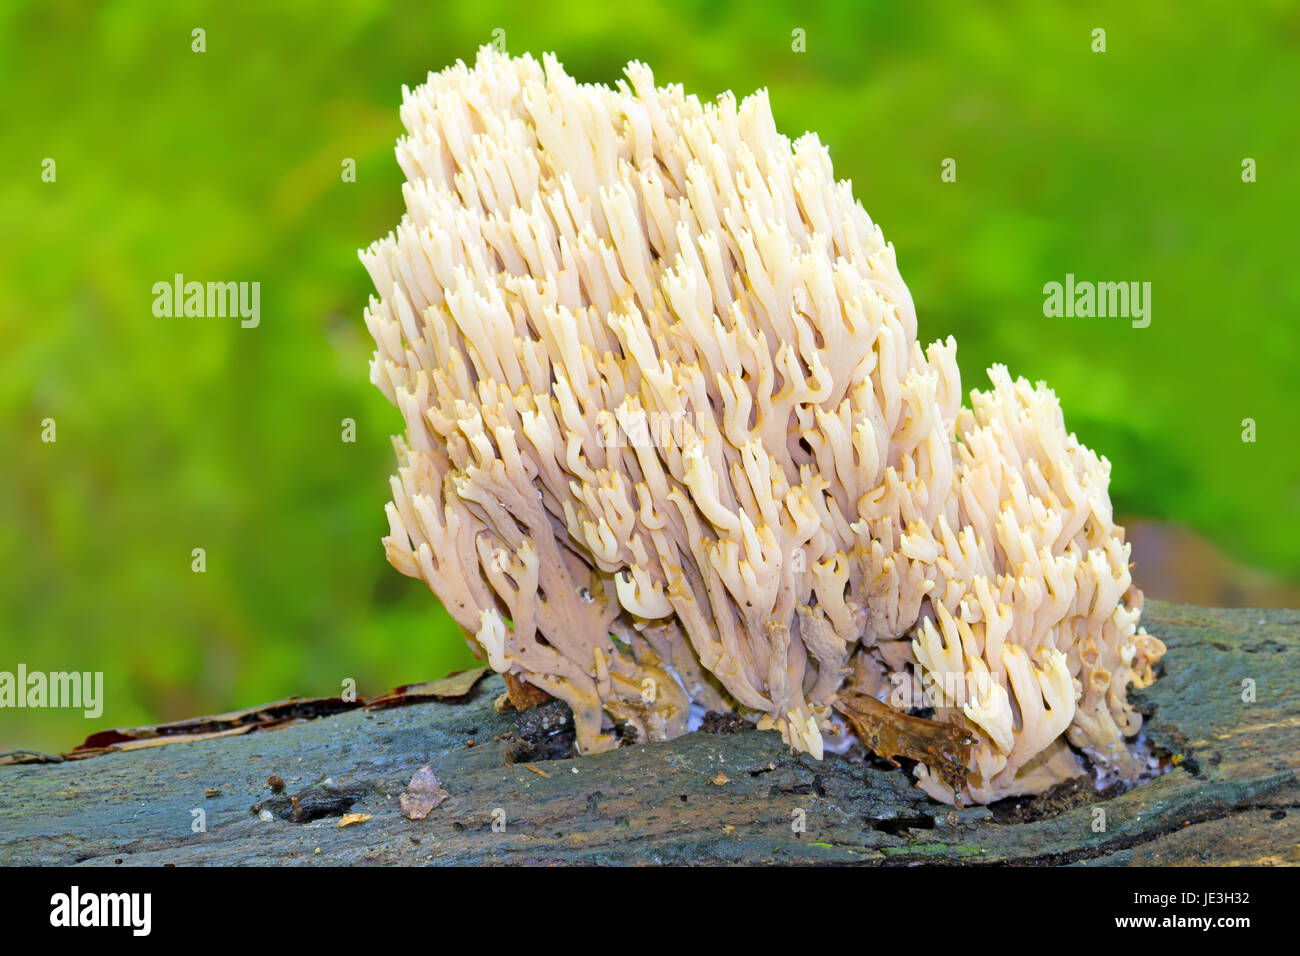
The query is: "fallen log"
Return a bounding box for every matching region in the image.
[1,600,1295,865]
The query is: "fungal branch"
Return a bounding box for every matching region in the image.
[361,47,1165,805]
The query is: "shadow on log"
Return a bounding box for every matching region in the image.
[1,600,1296,865]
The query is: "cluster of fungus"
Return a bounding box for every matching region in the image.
[361,47,1165,805]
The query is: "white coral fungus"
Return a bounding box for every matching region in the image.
[361,48,1165,804]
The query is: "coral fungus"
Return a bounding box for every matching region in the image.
[360,48,1165,804]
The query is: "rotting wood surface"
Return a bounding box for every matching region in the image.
[1,600,1295,865]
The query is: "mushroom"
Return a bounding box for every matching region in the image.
[361,47,1166,803]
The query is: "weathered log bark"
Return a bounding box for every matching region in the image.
[1,600,1295,865]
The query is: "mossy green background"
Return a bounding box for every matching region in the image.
[3,0,1297,751]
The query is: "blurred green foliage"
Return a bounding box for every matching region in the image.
[3,0,1298,750]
